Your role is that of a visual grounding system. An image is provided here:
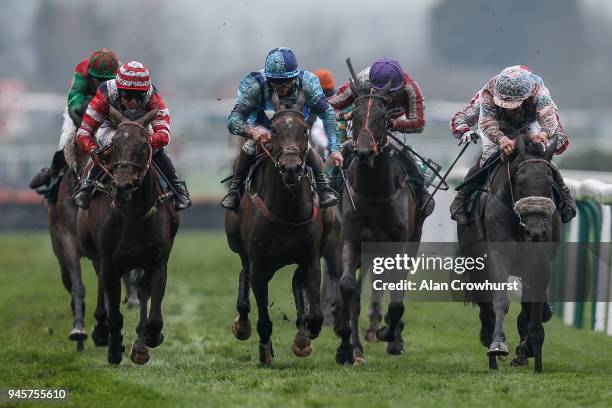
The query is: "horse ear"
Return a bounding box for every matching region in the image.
[271,90,281,111]
[137,109,158,128]
[544,136,557,162]
[516,134,526,157]
[379,79,393,96]
[349,79,361,97]
[108,106,128,126]
[295,90,306,111]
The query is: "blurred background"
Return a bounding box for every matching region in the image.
[2,0,612,230]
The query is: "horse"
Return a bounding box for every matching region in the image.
[77,107,179,365]
[225,91,334,365]
[334,80,425,365]
[457,134,561,372]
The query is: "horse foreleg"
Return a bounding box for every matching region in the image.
[251,265,274,366]
[291,266,310,357]
[511,301,530,367]
[488,289,510,363]
[377,269,407,356]
[91,259,108,347]
[130,277,151,365]
[527,301,545,373]
[144,264,166,349]
[232,257,252,341]
[336,240,360,365]
[365,269,383,343]
[102,261,124,365]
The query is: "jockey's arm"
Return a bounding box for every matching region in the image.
[227,74,262,138]
[450,92,481,139]
[388,79,425,134]
[76,88,109,155]
[146,91,171,150]
[534,90,569,155]
[67,72,91,127]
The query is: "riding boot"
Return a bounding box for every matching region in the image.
[392,145,435,217]
[306,148,339,208]
[221,149,256,211]
[153,149,191,211]
[73,164,102,210]
[551,164,577,223]
[29,149,66,189]
[450,161,486,224]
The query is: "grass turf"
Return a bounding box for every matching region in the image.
[0,231,611,408]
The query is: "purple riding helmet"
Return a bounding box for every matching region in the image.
[369,58,405,92]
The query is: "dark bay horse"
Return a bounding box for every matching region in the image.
[225,91,334,365]
[77,107,179,365]
[46,144,89,351]
[458,135,561,372]
[335,81,424,365]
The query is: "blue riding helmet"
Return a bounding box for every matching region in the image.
[264,47,300,80]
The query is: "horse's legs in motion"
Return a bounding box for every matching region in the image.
[476,301,497,370]
[123,269,141,309]
[143,264,166,349]
[527,301,545,372]
[232,257,251,340]
[349,271,365,364]
[365,269,383,342]
[336,239,360,365]
[102,260,124,365]
[54,233,86,350]
[488,288,510,367]
[130,276,151,365]
[291,266,311,357]
[91,259,108,347]
[251,265,274,365]
[376,269,407,356]
[511,301,530,367]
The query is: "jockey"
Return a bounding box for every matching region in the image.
[221,47,343,211]
[30,49,119,189]
[72,61,191,211]
[328,58,433,215]
[449,65,576,224]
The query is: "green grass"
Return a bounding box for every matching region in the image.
[1,232,611,408]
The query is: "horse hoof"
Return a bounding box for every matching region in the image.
[259,341,274,366]
[376,326,393,342]
[232,316,252,341]
[511,357,529,367]
[292,333,312,357]
[108,351,123,365]
[364,328,378,343]
[130,340,150,365]
[91,325,108,347]
[353,350,366,366]
[144,332,164,348]
[487,341,509,356]
[69,327,88,342]
[386,339,404,356]
[335,346,354,365]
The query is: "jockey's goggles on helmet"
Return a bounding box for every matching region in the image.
[268,78,296,91]
[119,89,146,102]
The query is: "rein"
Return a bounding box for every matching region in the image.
[352,90,389,154]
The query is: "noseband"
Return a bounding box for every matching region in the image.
[508,158,556,224]
[110,122,153,195]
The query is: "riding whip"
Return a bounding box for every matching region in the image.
[340,167,357,213]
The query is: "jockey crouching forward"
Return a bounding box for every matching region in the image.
[328,58,434,216]
[30,49,120,189]
[221,47,343,211]
[449,65,576,224]
[73,61,191,211]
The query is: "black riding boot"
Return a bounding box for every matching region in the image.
[221,149,256,211]
[552,165,577,223]
[450,161,486,224]
[154,149,191,211]
[73,164,102,210]
[306,148,339,208]
[30,149,66,189]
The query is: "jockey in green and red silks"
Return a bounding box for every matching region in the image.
[72,61,191,211]
[30,49,119,190]
[221,47,344,211]
[449,65,575,225]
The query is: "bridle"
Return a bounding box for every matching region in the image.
[109,122,153,196]
[352,90,394,155]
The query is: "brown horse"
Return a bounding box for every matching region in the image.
[77,107,179,365]
[335,80,424,365]
[46,144,89,351]
[226,91,334,365]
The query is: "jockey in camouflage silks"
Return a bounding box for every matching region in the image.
[30,49,120,190]
[449,65,576,224]
[73,61,191,211]
[221,47,343,211]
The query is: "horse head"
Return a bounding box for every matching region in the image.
[107,106,156,204]
[511,133,557,242]
[350,79,393,168]
[269,90,310,186]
